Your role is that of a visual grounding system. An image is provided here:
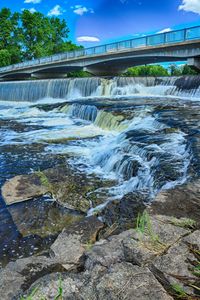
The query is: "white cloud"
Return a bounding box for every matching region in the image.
[72,5,94,16]
[29,7,37,13]
[77,36,100,42]
[179,0,200,14]
[157,28,172,33]
[47,5,64,16]
[24,0,41,3]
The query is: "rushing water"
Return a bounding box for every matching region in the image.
[0,76,200,266]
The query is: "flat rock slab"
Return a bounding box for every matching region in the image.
[148,179,200,227]
[50,216,104,270]
[23,263,173,300]
[1,166,108,213]
[2,174,48,205]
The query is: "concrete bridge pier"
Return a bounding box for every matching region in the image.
[188,57,200,71]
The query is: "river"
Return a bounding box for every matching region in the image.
[0,76,200,267]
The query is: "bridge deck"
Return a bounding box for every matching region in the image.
[0,25,200,75]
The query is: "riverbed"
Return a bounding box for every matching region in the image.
[0,76,200,267]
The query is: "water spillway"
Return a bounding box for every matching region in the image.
[0,76,200,102]
[0,76,200,266]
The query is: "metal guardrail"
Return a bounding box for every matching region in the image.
[1,25,200,73]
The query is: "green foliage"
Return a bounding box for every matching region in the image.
[54,276,63,300]
[0,7,81,66]
[136,211,168,253]
[169,64,182,76]
[67,70,91,78]
[124,64,199,77]
[181,64,198,75]
[20,287,39,300]
[171,283,187,298]
[36,170,52,191]
[125,65,169,77]
[0,49,11,67]
[170,217,196,229]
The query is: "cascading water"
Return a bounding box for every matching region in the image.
[0,76,200,265]
[0,76,200,101]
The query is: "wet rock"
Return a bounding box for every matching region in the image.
[102,192,146,229]
[148,179,200,227]
[50,216,104,270]
[1,165,103,213]
[1,174,48,205]
[8,197,83,238]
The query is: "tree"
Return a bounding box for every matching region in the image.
[169,64,182,76]
[124,65,169,77]
[0,49,11,67]
[181,65,198,75]
[0,8,22,64]
[0,7,82,66]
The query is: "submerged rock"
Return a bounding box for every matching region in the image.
[1,174,48,205]
[1,165,106,213]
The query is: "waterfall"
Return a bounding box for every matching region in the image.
[0,76,200,102]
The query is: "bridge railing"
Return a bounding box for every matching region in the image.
[1,25,200,73]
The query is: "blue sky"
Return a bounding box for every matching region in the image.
[1,0,200,47]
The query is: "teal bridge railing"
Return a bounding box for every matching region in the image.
[0,25,200,73]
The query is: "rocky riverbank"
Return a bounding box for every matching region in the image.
[1,176,200,300]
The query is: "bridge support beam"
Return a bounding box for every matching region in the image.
[187,58,200,71]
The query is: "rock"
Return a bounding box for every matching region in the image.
[20,272,84,300]
[1,166,95,213]
[24,263,173,300]
[8,198,83,238]
[148,179,200,227]
[85,230,133,270]
[1,174,48,205]
[91,262,173,300]
[102,192,146,229]
[0,255,64,300]
[0,268,25,300]
[152,230,200,295]
[50,216,104,270]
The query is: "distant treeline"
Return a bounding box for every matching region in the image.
[0,8,82,67]
[124,64,198,77]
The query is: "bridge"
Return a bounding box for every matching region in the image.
[0,25,200,80]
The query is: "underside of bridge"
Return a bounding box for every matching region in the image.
[32,66,83,79]
[85,55,186,76]
[0,54,200,80]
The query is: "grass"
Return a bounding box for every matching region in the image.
[169,218,196,230]
[85,240,94,251]
[20,276,63,300]
[136,211,168,253]
[171,283,188,299]
[20,287,39,300]
[54,276,63,300]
